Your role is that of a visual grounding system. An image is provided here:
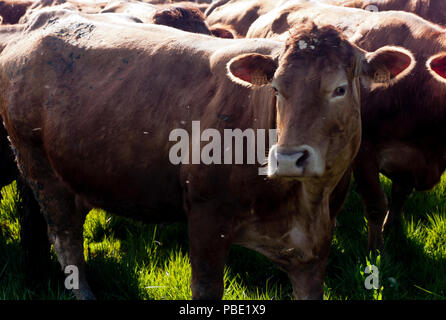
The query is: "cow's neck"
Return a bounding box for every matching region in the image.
[292,179,332,221]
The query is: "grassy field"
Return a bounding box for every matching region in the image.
[0,173,445,300]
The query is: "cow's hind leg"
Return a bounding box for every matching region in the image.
[17,177,51,287]
[0,126,51,286]
[29,176,94,300]
[187,203,236,300]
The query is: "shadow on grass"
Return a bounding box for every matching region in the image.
[1,173,445,300]
[0,233,73,300]
[325,176,446,300]
[83,215,292,300]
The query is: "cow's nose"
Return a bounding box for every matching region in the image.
[267,144,324,177]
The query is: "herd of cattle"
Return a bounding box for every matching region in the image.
[0,0,444,300]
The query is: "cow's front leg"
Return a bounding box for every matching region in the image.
[384,180,413,232]
[187,204,236,300]
[353,150,388,251]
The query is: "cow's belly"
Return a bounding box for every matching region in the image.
[378,143,444,191]
[64,164,184,222]
[42,126,185,222]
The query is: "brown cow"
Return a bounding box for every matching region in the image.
[0,9,413,299]
[205,0,289,37]
[151,5,212,34]
[101,0,221,36]
[99,0,157,22]
[209,22,236,38]
[19,0,111,24]
[0,0,33,24]
[153,1,211,13]
[248,1,446,250]
[0,23,22,51]
[0,23,52,286]
[339,0,446,27]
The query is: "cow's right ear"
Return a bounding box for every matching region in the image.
[359,46,415,90]
[226,53,277,88]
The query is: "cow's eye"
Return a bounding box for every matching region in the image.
[272,87,279,96]
[332,85,347,97]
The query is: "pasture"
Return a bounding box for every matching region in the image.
[1,173,445,300]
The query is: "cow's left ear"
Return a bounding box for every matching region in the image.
[226,53,277,88]
[426,52,446,84]
[359,46,415,90]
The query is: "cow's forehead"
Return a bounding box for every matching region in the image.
[276,25,356,79]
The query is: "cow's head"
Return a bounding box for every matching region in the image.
[152,5,212,35]
[227,24,414,182]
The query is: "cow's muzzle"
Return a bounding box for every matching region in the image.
[267,144,324,178]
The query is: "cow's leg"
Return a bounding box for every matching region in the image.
[17,177,51,287]
[384,180,413,232]
[1,128,51,286]
[187,204,235,300]
[353,152,388,251]
[29,177,94,300]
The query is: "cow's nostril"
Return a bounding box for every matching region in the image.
[295,150,309,168]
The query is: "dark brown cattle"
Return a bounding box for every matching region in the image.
[151,5,211,35]
[168,1,210,13]
[0,0,33,24]
[0,9,413,299]
[248,1,446,250]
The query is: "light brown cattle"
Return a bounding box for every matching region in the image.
[18,0,110,23]
[16,0,217,35]
[248,1,446,251]
[339,0,446,26]
[102,0,215,34]
[0,8,413,299]
[99,0,157,22]
[100,0,213,34]
[0,23,22,51]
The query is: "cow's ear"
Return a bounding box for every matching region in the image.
[226,53,277,88]
[359,46,415,90]
[427,53,446,84]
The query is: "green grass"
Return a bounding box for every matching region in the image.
[1,174,445,300]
